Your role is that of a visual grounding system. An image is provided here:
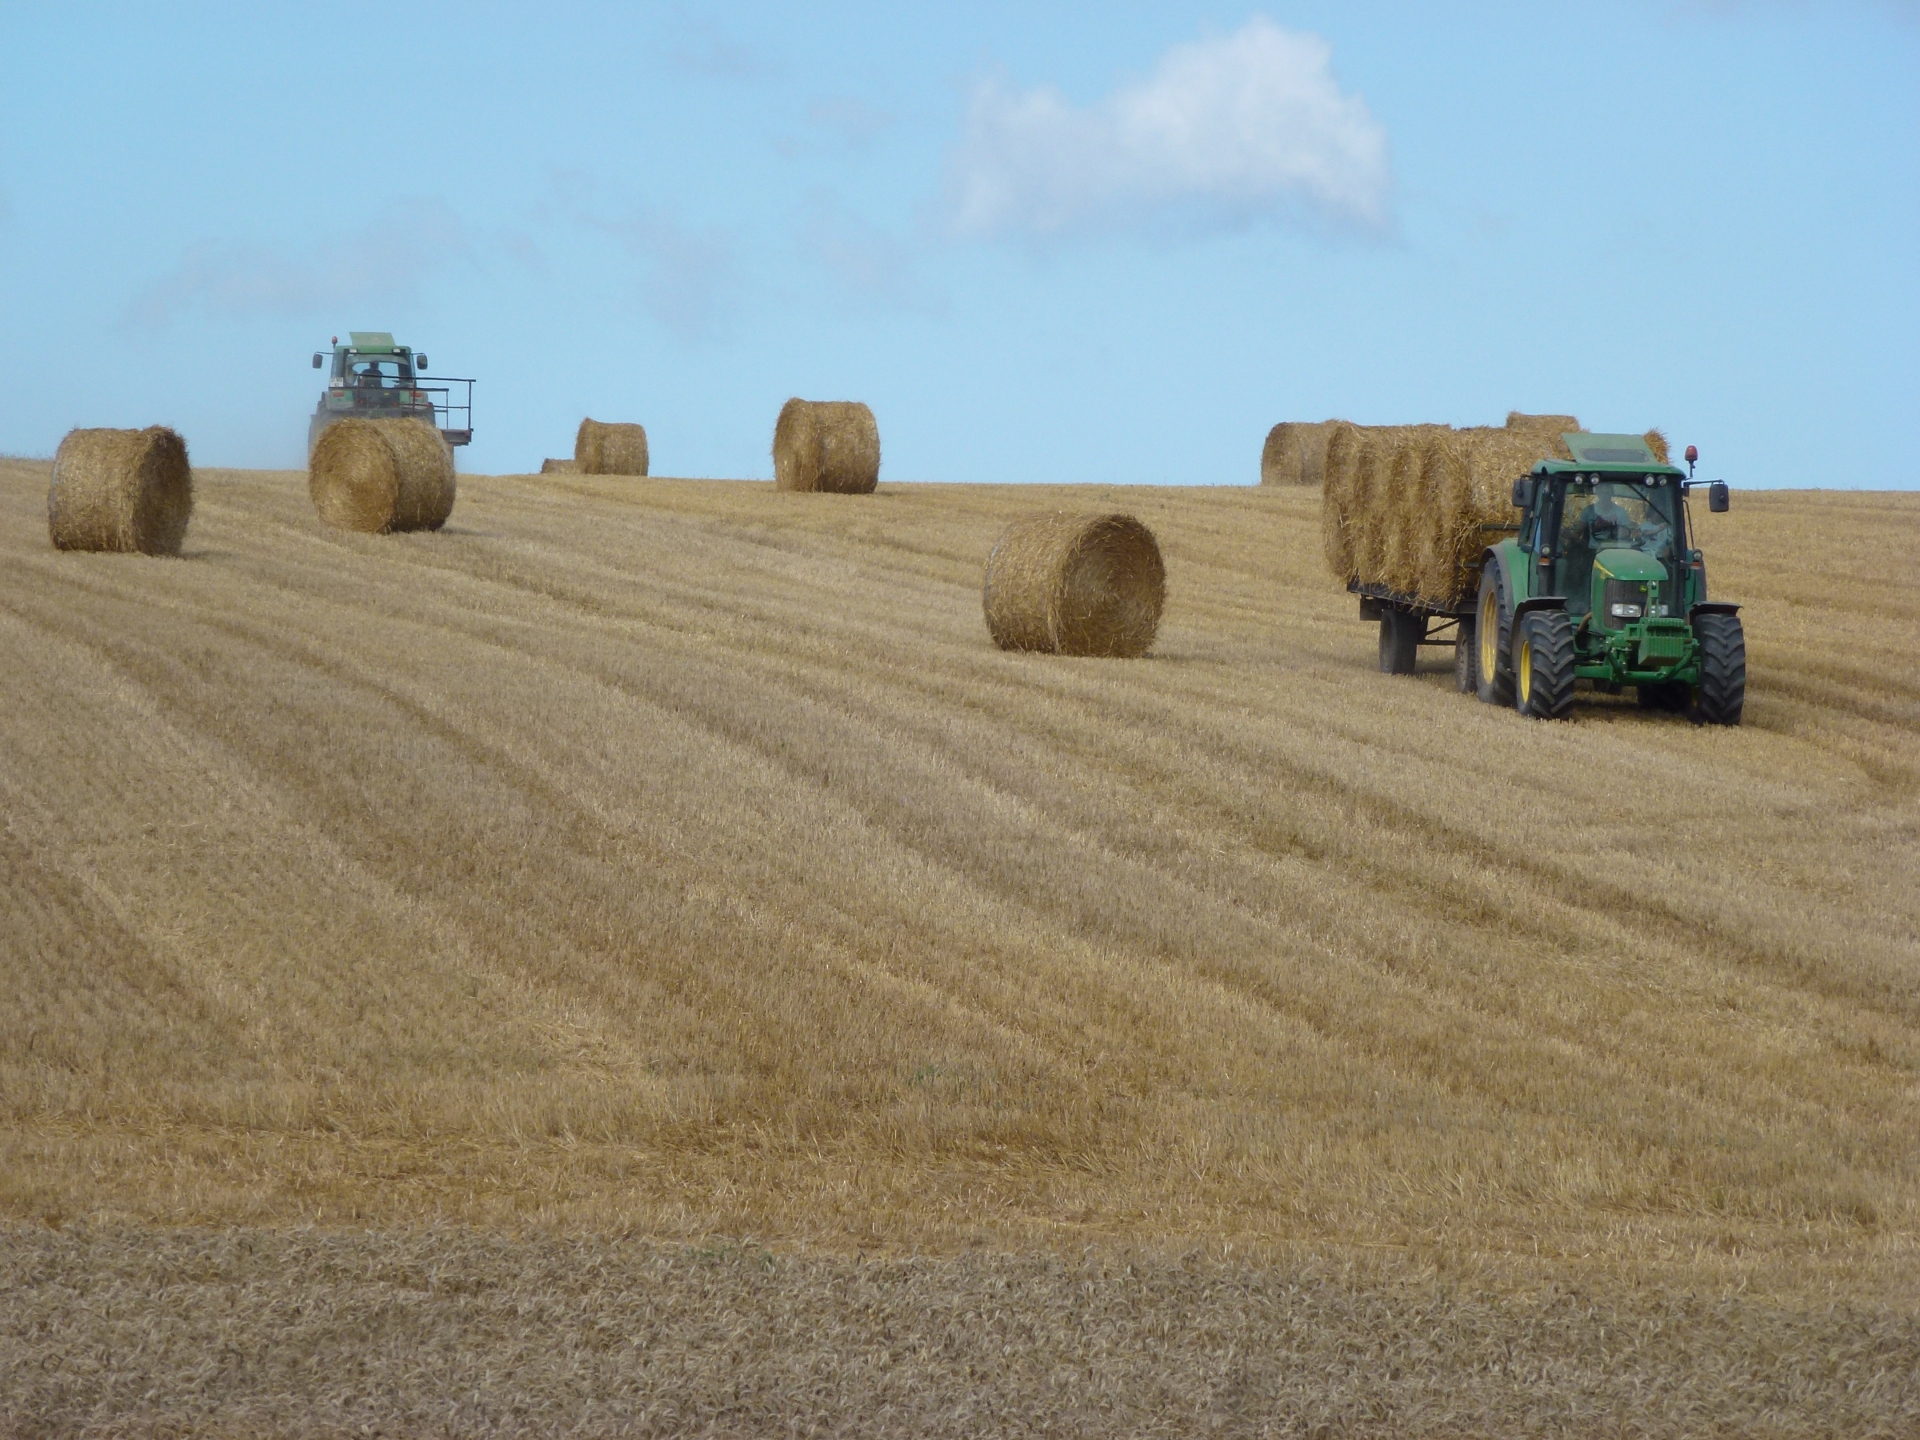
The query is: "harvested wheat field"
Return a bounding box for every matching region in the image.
[1,457,1916,1435]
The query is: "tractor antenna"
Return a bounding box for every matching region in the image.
[1684,444,1697,480]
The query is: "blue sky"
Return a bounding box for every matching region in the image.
[1,1,1914,485]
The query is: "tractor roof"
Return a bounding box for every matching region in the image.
[346,331,401,352]
[1532,432,1684,478]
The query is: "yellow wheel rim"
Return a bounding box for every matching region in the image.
[1517,636,1533,707]
[1479,588,1498,683]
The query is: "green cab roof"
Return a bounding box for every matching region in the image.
[346,331,401,352]
[1533,432,1684,477]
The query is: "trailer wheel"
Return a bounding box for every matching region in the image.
[1692,613,1746,725]
[1474,567,1514,707]
[1454,615,1477,694]
[1514,609,1576,720]
[1378,609,1421,675]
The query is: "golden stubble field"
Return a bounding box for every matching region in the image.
[2,459,1916,1433]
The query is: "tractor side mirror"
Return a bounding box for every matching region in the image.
[1511,477,1535,510]
[312,353,324,369]
[414,355,428,372]
[1708,482,1729,513]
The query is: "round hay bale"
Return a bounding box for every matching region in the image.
[540,457,579,474]
[308,417,455,534]
[1320,422,1364,582]
[575,419,649,476]
[773,398,880,494]
[1504,411,1579,461]
[983,512,1165,658]
[47,426,192,555]
[1260,421,1340,486]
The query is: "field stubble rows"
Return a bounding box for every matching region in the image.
[1,461,1916,1429]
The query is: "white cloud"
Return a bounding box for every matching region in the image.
[948,18,1391,242]
[123,200,465,330]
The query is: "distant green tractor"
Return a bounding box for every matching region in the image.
[308,331,473,456]
[1474,433,1743,723]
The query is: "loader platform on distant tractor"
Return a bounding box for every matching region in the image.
[308,332,474,456]
[1355,433,1744,724]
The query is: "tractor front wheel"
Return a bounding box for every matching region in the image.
[1474,567,1514,707]
[1514,610,1576,720]
[1379,609,1422,675]
[1693,613,1746,725]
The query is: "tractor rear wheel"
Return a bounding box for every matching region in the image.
[1637,681,1691,712]
[1474,567,1514,707]
[1379,609,1422,675]
[1692,613,1746,725]
[1514,609,1576,720]
[1454,615,1478,693]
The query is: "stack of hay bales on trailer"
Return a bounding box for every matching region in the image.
[47,426,193,555]
[575,420,649,476]
[983,512,1165,658]
[308,417,456,534]
[773,399,880,494]
[1321,413,1586,605]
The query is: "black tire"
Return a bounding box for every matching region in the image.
[1513,609,1576,720]
[1637,680,1692,712]
[1693,613,1746,725]
[1474,565,1514,707]
[1379,609,1421,675]
[1454,615,1478,694]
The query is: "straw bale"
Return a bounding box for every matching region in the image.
[1643,428,1670,464]
[308,417,455,534]
[575,419,649,476]
[47,426,193,555]
[983,512,1165,658]
[1260,421,1341,486]
[1320,423,1365,582]
[540,458,579,474]
[1505,410,1582,456]
[773,399,880,494]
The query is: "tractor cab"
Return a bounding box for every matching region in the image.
[307,331,474,456]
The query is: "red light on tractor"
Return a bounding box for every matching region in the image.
[1685,445,1698,464]
[331,336,338,345]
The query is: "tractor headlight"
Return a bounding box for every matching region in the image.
[1609,602,1643,619]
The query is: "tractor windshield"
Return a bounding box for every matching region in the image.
[1555,476,1682,618]
[348,356,412,387]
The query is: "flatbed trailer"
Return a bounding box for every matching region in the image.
[1349,580,1482,692]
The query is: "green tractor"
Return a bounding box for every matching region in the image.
[308,332,474,456]
[1472,433,1743,723]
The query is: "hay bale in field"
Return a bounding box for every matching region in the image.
[1260,421,1341,486]
[574,419,649,476]
[540,457,579,474]
[308,417,455,534]
[983,512,1165,658]
[772,399,880,494]
[47,426,193,555]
